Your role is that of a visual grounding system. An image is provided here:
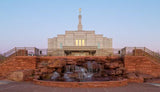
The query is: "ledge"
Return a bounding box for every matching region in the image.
[33,79,128,88]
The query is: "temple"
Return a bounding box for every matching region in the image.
[48,9,113,56]
[1,8,160,89]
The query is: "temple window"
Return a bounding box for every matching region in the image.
[76,40,85,46]
[82,40,85,46]
[79,40,81,46]
[76,40,79,46]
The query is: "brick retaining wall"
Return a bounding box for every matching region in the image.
[124,56,160,77]
[0,56,160,84]
[0,56,37,77]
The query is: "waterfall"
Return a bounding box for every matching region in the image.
[51,72,60,80]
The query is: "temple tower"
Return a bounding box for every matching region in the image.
[78,8,82,31]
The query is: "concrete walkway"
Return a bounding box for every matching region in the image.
[0,81,160,92]
[0,80,13,85]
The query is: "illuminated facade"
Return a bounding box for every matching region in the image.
[48,9,113,56]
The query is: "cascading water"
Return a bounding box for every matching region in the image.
[51,72,60,81]
[49,58,124,82]
[51,61,99,82]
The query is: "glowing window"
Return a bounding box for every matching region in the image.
[79,40,81,46]
[82,40,85,46]
[76,40,78,46]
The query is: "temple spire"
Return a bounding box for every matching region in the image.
[78,8,82,31]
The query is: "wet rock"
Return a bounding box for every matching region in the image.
[35,57,126,82]
[48,59,66,68]
[40,67,48,73]
[66,60,76,65]
[84,57,95,61]
[109,62,120,69]
[115,68,123,75]
[105,69,116,75]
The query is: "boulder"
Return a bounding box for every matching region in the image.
[40,67,48,73]
[115,68,123,75]
[127,73,144,83]
[105,69,116,75]
[66,60,76,65]
[109,62,119,69]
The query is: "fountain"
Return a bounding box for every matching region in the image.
[34,57,128,87]
[51,72,60,80]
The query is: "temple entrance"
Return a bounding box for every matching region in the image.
[71,51,89,56]
[64,50,96,56]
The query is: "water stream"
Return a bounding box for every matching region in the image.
[51,61,101,82]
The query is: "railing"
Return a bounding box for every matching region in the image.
[113,48,122,56]
[3,47,37,57]
[0,47,48,63]
[3,47,48,57]
[1,46,159,63]
[121,47,160,62]
[3,47,17,57]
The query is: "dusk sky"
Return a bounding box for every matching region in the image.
[0,0,160,53]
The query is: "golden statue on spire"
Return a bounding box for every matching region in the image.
[79,8,81,14]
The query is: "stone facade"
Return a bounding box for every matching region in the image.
[48,10,112,56]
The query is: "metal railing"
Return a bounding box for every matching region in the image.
[3,47,48,57]
[0,46,160,63]
[121,47,160,62]
[0,47,48,63]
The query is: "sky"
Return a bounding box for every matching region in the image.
[0,0,160,53]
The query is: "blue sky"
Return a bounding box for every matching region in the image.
[0,0,160,53]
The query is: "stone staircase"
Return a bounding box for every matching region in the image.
[143,48,160,63]
[0,48,28,63]
[124,47,160,63]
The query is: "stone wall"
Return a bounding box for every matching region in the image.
[0,56,37,77]
[0,55,160,84]
[124,56,160,77]
[8,69,33,81]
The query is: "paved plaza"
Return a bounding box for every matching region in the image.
[0,80,160,92]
